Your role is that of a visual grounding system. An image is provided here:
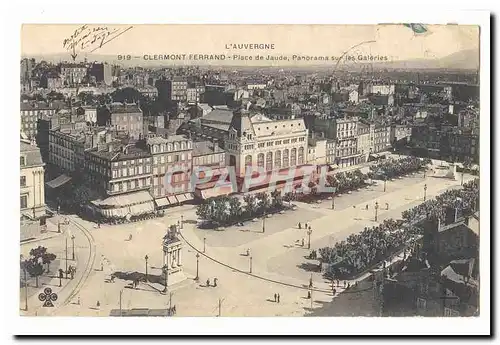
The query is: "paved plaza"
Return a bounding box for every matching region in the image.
[20,168,476,317]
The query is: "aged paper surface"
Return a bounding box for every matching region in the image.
[17,22,486,334]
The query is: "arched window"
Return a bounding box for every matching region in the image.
[245,155,252,168]
[257,153,265,168]
[283,149,289,168]
[174,142,179,151]
[298,147,304,165]
[266,152,273,171]
[181,142,186,150]
[290,148,297,166]
[275,150,281,169]
[167,143,172,151]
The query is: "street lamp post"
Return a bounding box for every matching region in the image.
[203,237,206,253]
[58,220,61,233]
[163,264,168,293]
[180,215,184,229]
[307,228,312,249]
[374,201,379,222]
[424,184,428,201]
[461,172,464,186]
[384,177,387,192]
[331,192,335,210]
[71,235,75,261]
[65,237,68,278]
[195,253,200,281]
[262,213,266,233]
[119,289,123,316]
[20,258,28,311]
[249,256,253,274]
[144,255,149,282]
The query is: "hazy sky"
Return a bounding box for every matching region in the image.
[21,24,479,66]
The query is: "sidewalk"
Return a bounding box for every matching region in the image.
[21,215,70,244]
[20,216,95,316]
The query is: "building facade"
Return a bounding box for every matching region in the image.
[333,117,361,168]
[21,101,59,139]
[109,103,144,140]
[373,125,392,153]
[60,63,88,86]
[20,140,46,219]
[146,135,193,200]
[224,109,308,178]
[171,77,188,102]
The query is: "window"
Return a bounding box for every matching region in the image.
[245,155,252,167]
[275,150,281,169]
[20,156,26,166]
[122,168,127,177]
[20,176,26,187]
[416,298,427,310]
[257,153,265,168]
[444,307,459,317]
[266,152,273,171]
[282,149,289,167]
[290,148,297,166]
[20,195,27,209]
[174,155,179,162]
[258,143,265,148]
[298,147,304,165]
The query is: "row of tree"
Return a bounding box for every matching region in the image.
[20,246,57,288]
[317,178,479,279]
[369,156,431,180]
[196,191,285,227]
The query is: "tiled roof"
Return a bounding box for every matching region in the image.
[20,141,44,168]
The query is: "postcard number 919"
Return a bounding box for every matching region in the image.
[118,55,131,60]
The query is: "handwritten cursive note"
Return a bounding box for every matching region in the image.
[62,25,134,60]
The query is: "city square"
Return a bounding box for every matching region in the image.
[20,167,476,317]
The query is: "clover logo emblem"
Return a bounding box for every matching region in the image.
[38,287,58,307]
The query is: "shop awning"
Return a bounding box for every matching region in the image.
[46,174,72,188]
[183,193,194,201]
[176,194,187,203]
[92,190,153,207]
[129,202,155,216]
[155,197,170,208]
[167,196,178,205]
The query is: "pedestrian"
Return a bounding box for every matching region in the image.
[274,293,277,302]
[101,262,104,271]
[173,305,176,315]
[307,291,311,299]
[298,222,302,229]
[277,294,280,303]
[129,234,133,241]
[214,278,218,287]
[353,205,356,209]
[301,238,305,247]
[77,296,80,305]
[305,222,308,228]
[366,204,369,210]
[337,279,340,287]
[344,281,346,288]
[308,225,311,231]
[96,300,100,308]
[332,288,336,295]
[206,278,210,287]
[246,248,250,256]
[347,282,351,289]
[98,222,101,228]
[386,203,389,210]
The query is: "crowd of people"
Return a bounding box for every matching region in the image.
[318,178,480,279]
[369,156,431,180]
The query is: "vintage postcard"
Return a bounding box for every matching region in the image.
[15,17,489,336]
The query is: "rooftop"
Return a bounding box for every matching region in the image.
[192,141,223,157]
[20,141,44,168]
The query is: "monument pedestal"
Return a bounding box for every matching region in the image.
[161,225,187,289]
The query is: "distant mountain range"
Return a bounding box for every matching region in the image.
[22,49,479,71]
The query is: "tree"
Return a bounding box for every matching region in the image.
[256,193,271,214]
[228,197,242,220]
[42,253,57,273]
[25,258,44,288]
[196,203,213,222]
[29,246,47,261]
[270,190,283,209]
[243,194,257,217]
